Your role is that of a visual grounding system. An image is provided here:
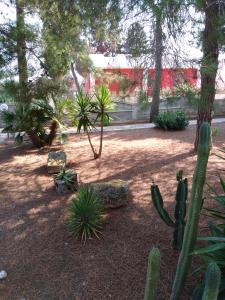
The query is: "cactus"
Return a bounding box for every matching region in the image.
[202,262,221,300]
[170,122,211,300]
[151,171,188,250]
[144,247,161,300]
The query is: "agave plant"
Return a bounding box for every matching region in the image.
[67,185,103,241]
[1,99,59,147]
[55,169,77,190]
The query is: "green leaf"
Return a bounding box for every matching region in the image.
[192,243,225,255]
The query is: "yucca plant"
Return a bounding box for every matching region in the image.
[75,91,99,158]
[1,99,59,147]
[67,185,103,241]
[95,84,114,158]
[75,85,113,159]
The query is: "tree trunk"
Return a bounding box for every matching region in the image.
[194,0,219,150]
[149,12,163,123]
[46,120,58,145]
[86,129,98,159]
[26,131,46,148]
[16,0,29,102]
[71,62,81,94]
[98,111,104,158]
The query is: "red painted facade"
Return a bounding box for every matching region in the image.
[94,68,198,95]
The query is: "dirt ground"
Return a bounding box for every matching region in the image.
[0,124,224,300]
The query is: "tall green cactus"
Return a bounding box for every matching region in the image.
[151,171,188,250]
[202,262,221,300]
[170,122,211,300]
[144,247,161,300]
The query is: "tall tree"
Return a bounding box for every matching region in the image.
[149,4,163,122]
[16,0,29,102]
[126,22,148,57]
[194,0,224,149]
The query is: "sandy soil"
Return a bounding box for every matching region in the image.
[0,124,224,300]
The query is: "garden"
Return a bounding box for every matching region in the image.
[0,117,225,299]
[1,0,225,299]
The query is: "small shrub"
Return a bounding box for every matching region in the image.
[55,169,77,191]
[67,185,103,241]
[137,89,150,111]
[154,111,189,130]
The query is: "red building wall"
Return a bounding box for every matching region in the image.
[95,68,198,95]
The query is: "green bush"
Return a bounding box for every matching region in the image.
[67,185,103,241]
[154,111,189,130]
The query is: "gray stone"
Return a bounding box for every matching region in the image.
[47,151,66,174]
[92,179,129,208]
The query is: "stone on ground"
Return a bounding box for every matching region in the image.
[47,151,66,174]
[92,179,129,208]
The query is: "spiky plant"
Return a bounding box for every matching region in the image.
[75,91,98,158]
[67,185,103,241]
[95,84,113,158]
[1,99,59,147]
[55,169,76,190]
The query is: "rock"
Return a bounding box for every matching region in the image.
[92,179,129,208]
[47,151,66,174]
[0,270,7,280]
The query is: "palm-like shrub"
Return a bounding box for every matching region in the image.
[1,99,58,147]
[67,185,103,241]
[95,84,113,158]
[75,85,113,159]
[154,111,189,130]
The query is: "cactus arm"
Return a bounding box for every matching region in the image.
[202,262,221,300]
[170,122,211,300]
[173,179,187,250]
[144,247,161,300]
[151,184,175,227]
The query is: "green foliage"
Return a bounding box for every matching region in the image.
[95,84,114,115]
[154,111,189,130]
[75,91,96,133]
[55,169,76,190]
[144,247,161,300]
[74,85,113,158]
[162,83,200,108]
[67,185,103,241]
[202,262,221,300]
[1,99,58,147]
[151,171,188,250]
[192,174,225,299]
[212,127,219,137]
[138,89,150,111]
[171,122,211,300]
[125,22,149,57]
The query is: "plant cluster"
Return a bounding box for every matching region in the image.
[1,99,59,147]
[75,85,114,159]
[151,170,188,251]
[161,83,200,108]
[191,159,225,298]
[153,111,189,130]
[55,169,77,191]
[67,185,103,241]
[137,89,150,112]
[148,122,211,299]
